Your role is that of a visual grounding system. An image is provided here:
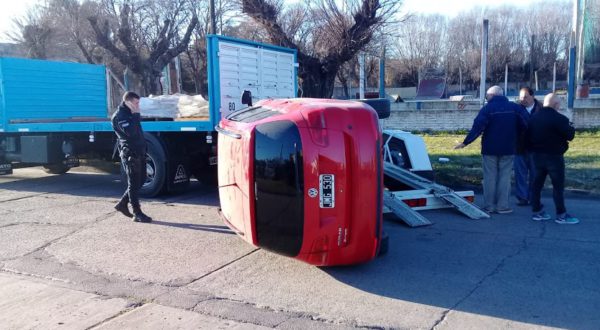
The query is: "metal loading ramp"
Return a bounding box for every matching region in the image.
[382,130,490,227]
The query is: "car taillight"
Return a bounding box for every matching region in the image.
[307,235,329,265]
[304,111,329,146]
[403,198,427,207]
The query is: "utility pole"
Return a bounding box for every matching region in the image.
[379,47,386,98]
[209,0,217,35]
[529,34,535,88]
[479,19,489,104]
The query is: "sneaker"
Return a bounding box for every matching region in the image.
[532,211,551,221]
[496,208,514,214]
[114,202,133,218]
[516,198,530,206]
[133,212,153,223]
[483,207,495,214]
[555,213,579,225]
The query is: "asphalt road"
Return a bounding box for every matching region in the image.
[0,168,598,329]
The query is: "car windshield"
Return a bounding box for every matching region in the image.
[254,120,304,256]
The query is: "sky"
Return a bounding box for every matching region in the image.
[401,0,544,17]
[0,0,553,43]
[0,0,40,42]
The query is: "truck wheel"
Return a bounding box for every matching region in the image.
[378,231,389,257]
[140,137,167,197]
[42,163,70,174]
[121,136,167,197]
[360,98,391,119]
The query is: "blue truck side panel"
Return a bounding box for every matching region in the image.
[0,57,107,126]
[1,36,296,134]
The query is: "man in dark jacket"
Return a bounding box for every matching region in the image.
[112,92,152,223]
[514,87,543,206]
[455,86,528,214]
[528,93,578,224]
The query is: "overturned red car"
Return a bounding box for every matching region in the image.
[216,98,387,266]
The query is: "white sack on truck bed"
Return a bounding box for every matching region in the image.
[139,94,209,119]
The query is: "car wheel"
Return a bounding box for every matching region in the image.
[360,98,391,119]
[378,231,389,257]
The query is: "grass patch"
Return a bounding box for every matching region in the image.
[422,131,600,194]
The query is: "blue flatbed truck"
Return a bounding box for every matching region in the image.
[0,35,298,196]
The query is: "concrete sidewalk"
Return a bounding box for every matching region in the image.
[0,272,269,329]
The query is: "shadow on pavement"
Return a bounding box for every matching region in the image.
[0,170,219,207]
[319,209,600,329]
[151,220,235,235]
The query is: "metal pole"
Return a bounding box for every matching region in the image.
[504,64,508,94]
[553,62,557,92]
[534,71,539,91]
[379,47,386,98]
[568,47,576,110]
[359,53,365,99]
[530,34,535,87]
[479,19,489,104]
[576,0,586,83]
[459,67,462,95]
[209,0,217,34]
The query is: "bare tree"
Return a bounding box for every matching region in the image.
[392,14,447,86]
[7,7,54,59]
[241,0,403,98]
[44,0,106,63]
[182,0,238,98]
[88,0,198,95]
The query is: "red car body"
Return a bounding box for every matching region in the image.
[217,98,384,266]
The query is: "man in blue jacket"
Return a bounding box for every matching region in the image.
[528,93,578,224]
[455,86,528,214]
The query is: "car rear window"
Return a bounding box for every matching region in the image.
[226,106,280,123]
[254,120,304,256]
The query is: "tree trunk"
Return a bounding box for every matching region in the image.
[299,59,338,98]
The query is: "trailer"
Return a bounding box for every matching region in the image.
[381,130,490,227]
[0,35,298,196]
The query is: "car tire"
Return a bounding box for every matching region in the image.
[359,98,391,119]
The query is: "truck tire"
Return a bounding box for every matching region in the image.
[42,163,70,174]
[140,136,167,197]
[120,135,167,197]
[359,98,391,119]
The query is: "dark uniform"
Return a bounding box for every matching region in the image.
[527,106,575,218]
[112,101,151,222]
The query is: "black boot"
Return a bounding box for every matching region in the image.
[114,201,133,218]
[133,211,152,223]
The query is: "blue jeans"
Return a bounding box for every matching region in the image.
[482,155,514,210]
[514,153,535,201]
[531,153,566,215]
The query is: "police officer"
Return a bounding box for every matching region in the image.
[112,91,152,223]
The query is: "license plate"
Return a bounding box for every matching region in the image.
[319,174,335,208]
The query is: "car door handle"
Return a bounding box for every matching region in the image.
[215,125,241,139]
